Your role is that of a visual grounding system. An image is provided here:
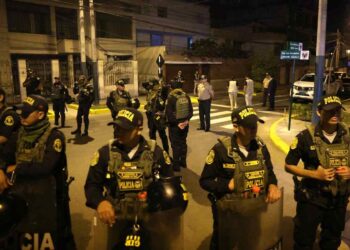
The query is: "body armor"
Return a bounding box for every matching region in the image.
[112,91,130,112]
[216,136,268,215]
[106,139,156,219]
[16,127,53,164]
[307,125,350,196]
[51,84,64,100]
[169,89,190,120]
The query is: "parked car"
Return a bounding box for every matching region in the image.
[292,73,335,101]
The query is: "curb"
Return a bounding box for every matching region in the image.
[269,116,290,155]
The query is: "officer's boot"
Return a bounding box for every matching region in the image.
[82,124,89,136]
[71,123,81,135]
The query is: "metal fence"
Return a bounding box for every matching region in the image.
[104,60,134,86]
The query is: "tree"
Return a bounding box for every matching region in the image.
[251,52,279,82]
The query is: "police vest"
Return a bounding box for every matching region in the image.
[169,89,190,120]
[16,127,54,164]
[307,124,350,196]
[51,84,64,100]
[107,139,156,194]
[218,136,268,197]
[145,89,158,112]
[112,91,130,111]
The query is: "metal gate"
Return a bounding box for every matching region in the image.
[104,60,134,86]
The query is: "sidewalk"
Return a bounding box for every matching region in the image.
[270,115,350,249]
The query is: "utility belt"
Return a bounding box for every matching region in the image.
[293,176,349,208]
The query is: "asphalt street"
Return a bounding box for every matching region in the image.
[58,92,348,250]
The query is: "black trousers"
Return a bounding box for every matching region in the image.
[168,125,189,170]
[198,99,211,131]
[53,99,65,126]
[146,112,169,153]
[293,201,347,250]
[269,90,276,110]
[76,103,91,132]
[262,88,269,106]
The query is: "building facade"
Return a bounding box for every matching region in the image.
[0,0,210,101]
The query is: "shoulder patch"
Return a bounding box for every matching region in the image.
[290,137,298,150]
[53,138,63,152]
[4,116,14,126]
[163,150,171,165]
[90,151,100,166]
[205,150,215,165]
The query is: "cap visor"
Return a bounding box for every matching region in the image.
[322,103,344,111]
[240,116,264,128]
[107,120,134,130]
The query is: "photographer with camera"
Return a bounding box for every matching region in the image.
[71,75,94,136]
[143,79,169,153]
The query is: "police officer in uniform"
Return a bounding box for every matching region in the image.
[51,77,68,127]
[0,87,20,193]
[165,80,193,171]
[71,75,94,136]
[106,79,132,120]
[84,107,174,248]
[285,95,350,250]
[23,69,41,96]
[3,95,76,249]
[144,79,169,153]
[200,106,281,250]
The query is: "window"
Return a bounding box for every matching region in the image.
[6,0,50,34]
[157,6,167,18]
[56,7,78,39]
[96,12,132,39]
[151,34,163,46]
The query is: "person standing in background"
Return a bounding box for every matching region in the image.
[228,78,238,110]
[244,76,254,106]
[196,75,214,132]
[262,73,271,107]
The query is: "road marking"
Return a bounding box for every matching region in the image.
[193,108,218,115]
[210,116,232,124]
[191,111,232,121]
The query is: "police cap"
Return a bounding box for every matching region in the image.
[108,108,143,130]
[16,95,49,118]
[317,95,345,111]
[231,106,264,129]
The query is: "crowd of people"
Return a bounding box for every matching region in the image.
[0,68,349,250]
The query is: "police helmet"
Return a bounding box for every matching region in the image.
[0,192,28,239]
[147,176,188,214]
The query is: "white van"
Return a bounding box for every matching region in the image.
[292,73,334,101]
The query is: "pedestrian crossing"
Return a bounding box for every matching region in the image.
[191,106,271,130]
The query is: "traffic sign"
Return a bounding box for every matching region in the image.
[280,50,301,60]
[156,54,164,67]
[300,50,310,60]
[288,41,303,51]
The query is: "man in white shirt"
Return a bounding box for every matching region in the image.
[196,75,214,132]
